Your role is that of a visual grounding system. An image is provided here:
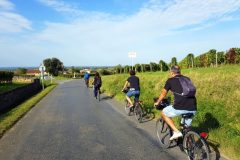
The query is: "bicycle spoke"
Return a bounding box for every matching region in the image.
[183,131,210,160]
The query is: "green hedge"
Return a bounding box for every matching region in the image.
[0,71,14,83]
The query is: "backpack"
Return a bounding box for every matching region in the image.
[174,76,196,97]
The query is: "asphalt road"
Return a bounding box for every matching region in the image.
[0,80,218,160]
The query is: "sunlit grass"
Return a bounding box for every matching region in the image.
[102,65,240,160]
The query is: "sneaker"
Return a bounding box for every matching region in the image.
[129,104,134,108]
[170,131,183,141]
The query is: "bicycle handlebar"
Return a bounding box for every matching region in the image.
[153,97,171,110]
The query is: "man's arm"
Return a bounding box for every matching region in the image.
[122,81,129,91]
[154,89,168,106]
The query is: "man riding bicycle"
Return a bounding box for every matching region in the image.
[84,71,90,87]
[154,65,197,140]
[92,72,102,99]
[122,70,140,108]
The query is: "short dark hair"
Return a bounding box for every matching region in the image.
[95,72,100,77]
[171,65,181,74]
[129,70,135,75]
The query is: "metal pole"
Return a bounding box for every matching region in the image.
[41,71,44,90]
[131,57,133,70]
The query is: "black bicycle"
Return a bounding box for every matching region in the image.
[122,88,144,123]
[154,98,210,160]
[85,79,89,88]
[94,86,101,101]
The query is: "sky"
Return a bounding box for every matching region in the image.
[0,0,240,67]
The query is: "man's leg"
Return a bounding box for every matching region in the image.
[126,91,134,106]
[162,105,183,140]
[126,96,133,106]
[161,111,178,132]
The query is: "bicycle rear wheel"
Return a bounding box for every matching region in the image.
[156,118,172,149]
[98,89,100,101]
[183,131,210,160]
[134,103,143,123]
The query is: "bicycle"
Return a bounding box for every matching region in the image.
[85,79,89,88]
[122,88,144,123]
[94,86,101,101]
[154,98,210,160]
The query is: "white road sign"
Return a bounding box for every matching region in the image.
[128,52,137,58]
[39,64,46,72]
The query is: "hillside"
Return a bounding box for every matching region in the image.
[101,65,240,160]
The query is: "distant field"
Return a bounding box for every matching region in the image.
[102,65,240,160]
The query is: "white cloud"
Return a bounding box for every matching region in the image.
[1,0,240,66]
[38,0,84,16]
[0,0,14,10]
[0,0,31,32]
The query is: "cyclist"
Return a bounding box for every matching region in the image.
[84,71,90,87]
[154,65,197,140]
[122,70,140,108]
[92,72,102,99]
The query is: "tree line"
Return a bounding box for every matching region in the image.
[114,48,240,74]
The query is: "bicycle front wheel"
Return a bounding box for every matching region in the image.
[124,100,131,116]
[183,131,210,160]
[156,118,172,149]
[134,103,143,123]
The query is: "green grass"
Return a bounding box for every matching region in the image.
[0,85,56,138]
[101,65,240,160]
[0,82,29,94]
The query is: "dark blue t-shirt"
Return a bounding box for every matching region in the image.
[127,75,140,91]
[164,75,197,111]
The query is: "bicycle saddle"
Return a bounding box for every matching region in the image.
[182,113,194,118]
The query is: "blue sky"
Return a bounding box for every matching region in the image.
[0,0,240,67]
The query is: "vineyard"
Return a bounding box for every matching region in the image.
[101,65,240,160]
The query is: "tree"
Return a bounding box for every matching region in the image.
[68,66,79,75]
[206,49,217,67]
[114,64,124,74]
[216,51,225,65]
[134,64,142,72]
[225,48,237,64]
[159,60,169,71]
[144,64,151,72]
[199,54,208,67]
[43,57,64,76]
[124,65,131,73]
[149,62,159,72]
[15,68,27,75]
[171,57,177,66]
[234,48,240,64]
[187,53,195,68]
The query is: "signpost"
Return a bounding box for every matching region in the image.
[39,64,46,90]
[128,52,137,70]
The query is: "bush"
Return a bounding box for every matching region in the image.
[99,69,113,75]
[0,71,14,83]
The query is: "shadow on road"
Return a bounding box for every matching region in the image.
[141,106,155,123]
[100,95,115,101]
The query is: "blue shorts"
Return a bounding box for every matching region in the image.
[126,90,140,100]
[163,105,196,126]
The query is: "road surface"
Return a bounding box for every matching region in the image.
[0,80,219,160]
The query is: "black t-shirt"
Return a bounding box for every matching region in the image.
[127,75,140,91]
[164,75,197,111]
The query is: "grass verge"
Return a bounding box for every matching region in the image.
[0,84,56,138]
[101,65,240,160]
